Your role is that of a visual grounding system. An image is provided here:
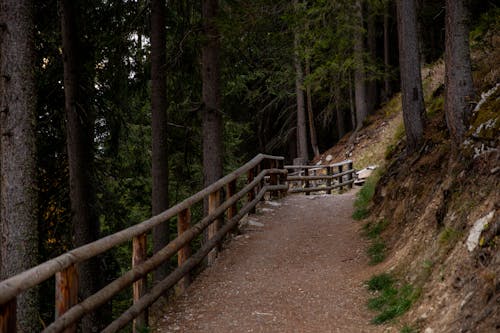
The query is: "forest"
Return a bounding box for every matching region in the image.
[0,0,498,332]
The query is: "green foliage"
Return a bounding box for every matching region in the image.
[400,325,419,333]
[366,273,418,324]
[363,219,390,239]
[367,273,394,291]
[367,238,386,265]
[438,226,463,246]
[352,172,380,220]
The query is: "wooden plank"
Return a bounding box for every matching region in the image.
[132,234,147,332]
[0,298,16,333]
[338,164,344,191]
[0,154,284,306]
[207,190,221,265]
[347,161,354,189]
[55,265,78,333]
[326,166,333,194]
[269,161,278,198]
[177,208,192,292]
[305,168,310,196]
[226,180,238,230]
[288,180,355,193]
[247,168,256,214]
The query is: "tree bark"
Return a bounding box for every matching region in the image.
[396,0,426,154]
[305,58,319,158]
[202,0,223,264]
[383,3,392,101]
[354,0,368,131]
[335,80,346,139]
[60,0,102,330]
[293,0,308,162]
[444,0,474,148]
[0,1,39,331]
[366,2,378,114]
[151,0,170,283]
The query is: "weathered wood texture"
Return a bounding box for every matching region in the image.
[0,154,284,333]
[132,234,147,332]
[55,265,77,333]
[177,208,192,292]
[285,160,355,195]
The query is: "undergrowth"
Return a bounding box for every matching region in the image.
[366,273,418,324]
[352,171,381,220]
[363,219,390,264]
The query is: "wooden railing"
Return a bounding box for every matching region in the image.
[285,160,355,194]
[0,154,287,333]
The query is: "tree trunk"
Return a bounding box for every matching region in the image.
[202,0,223,265]
[0,1,39,331]
[354,0,368,131]
[396,0,426,154]
[366,2,378,114]
[60,0,102,330]
[335,80,346,139]
[383,3,392,101]
[444,0,474,148]
[293,0,308,162]
[305,58,319,158]
[151,0,170,283]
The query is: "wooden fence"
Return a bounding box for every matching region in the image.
[0,155,355,333]
[286,160,355,194]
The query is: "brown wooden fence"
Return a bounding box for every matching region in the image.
[0,154,286,333]
[286,160,355,194]
[0,155,355,333]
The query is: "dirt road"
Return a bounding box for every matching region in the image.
[154,192,384,332]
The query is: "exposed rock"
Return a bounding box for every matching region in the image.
[466,211,495,252]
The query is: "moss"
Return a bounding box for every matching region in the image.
[427,96,444,118]
[468,89,500,140]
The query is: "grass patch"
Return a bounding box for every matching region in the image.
[400,325,418,333]
[367,239,386,264]
[352,172,381,220]
[438,226,462,246]
[366,273,418,324]
[363,219,390,239]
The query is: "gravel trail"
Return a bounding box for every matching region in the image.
[154,192,384,333]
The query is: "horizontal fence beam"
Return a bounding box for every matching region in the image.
[103,184,287,333]
[0,154,284,306]
[42,168,287,333]
[288,180,355,194]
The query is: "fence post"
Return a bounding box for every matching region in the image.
[55,264,78,333]
[305,168,310,196]
[177,208,192,292]
[269,160,278,198]
[207,189,221,265]
[327,166,333,194]
[348,161,354,189]
[0,298,16,333]
[338,164,344,191]
[226,180,238,229]
[247,168,256,214]
[279,159,288,197]
[132,233,148,332]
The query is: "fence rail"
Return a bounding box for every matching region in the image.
[285,160,355,194]
[0,155,355,333]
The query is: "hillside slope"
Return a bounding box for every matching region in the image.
[321,26,499,333]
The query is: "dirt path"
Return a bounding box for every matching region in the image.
[154,192,384,332]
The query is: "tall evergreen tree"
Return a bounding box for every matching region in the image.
[0,1,39,330]
[444,0,474,148]
[202,0,223,264]
[396,0,426,154]
[354,0,368,131]
[151,0,170,282]
[293,0,308,162]
[60,0,102,330]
